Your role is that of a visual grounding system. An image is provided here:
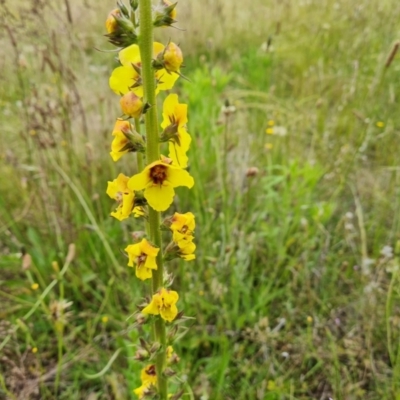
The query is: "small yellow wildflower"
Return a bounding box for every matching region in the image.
[133,364,157,398]
[265,128,274,135]
[265,143,273,150]
[268,120,275,127]
[307,316,313,323]
[170,212,195,233]
[120,92,143,118]
[105,9,121,34]
[376,121,385,128]
[133,384,151,399]
[161,94,191,167]
[106,173,135,221]
[110,42,178,97]
[128,158,194,212]
[31,283,39,291]
[101,316,109,324]
[142,288,179,322]
[125,239,159,281]
[178,241,196,261]
[32,347,38,353]
[141,364,157,385]
[110,120,131,161]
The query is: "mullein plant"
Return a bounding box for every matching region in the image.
[105,1,194,399]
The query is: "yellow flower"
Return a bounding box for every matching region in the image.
[110,119,131,161]
[105,9,121,34]
[110,119,145,162]
[265,128,274,135]
[141,364,157,385]
[142,288,179,322]
[106,173,135,221]
[32,347,38,354]
[120,92,143,118]
[160,42,183,73]
[161,94,191,167]
[267,120,275,127]
[376,121,385,128]
[170,212,195,234]
[128,158,194,212]
[31,283,39,290]
[170,212,195,248]
[133,384,151,399]
[101,316,109,324]
[125,239,159,281]
[109,42,178,97]
[179,241,196,261]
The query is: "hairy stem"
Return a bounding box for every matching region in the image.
[138,1,167,398]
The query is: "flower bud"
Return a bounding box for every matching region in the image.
[154,0,177,28]
[105,12,138,47]
[162,42,183,73]
[120,92,143,118]
[105,9,121,34]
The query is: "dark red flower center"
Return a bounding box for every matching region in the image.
[150,165,167,185]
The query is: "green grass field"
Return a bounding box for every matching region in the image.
[1,0,400,398]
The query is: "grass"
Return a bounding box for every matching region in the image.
[1,0,400,398]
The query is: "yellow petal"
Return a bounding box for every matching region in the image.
[160,304,178,322]
[171,212,195,232]
[136,266,153,280]
[140,239,160,258]
[153,42,165,57]
[110,150,127,162]
[173,231,194,248]
[168,141,189,168]
[109,66,139,95]
[156,69,179,91]
[175,103,188,126]
[134,383,151,399]
[163,289,179,304]
[119,44,141,66]
[120,191,134,218]
[125,243,142,266]
[141,365,157,385]
[180,241,196,255]
[106,180,119,199]
[144,182,175,211]
[142,299,160,316]
[166,167,194,188]
[128,170,151,191]
[168,129,191,168]
[161,94,179,129]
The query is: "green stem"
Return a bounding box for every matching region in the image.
[134,118,145,172]
[135,117,150,237]
[138,1,167,398]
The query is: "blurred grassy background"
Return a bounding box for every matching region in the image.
[1,0,400,399]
